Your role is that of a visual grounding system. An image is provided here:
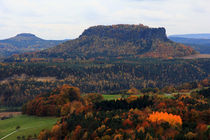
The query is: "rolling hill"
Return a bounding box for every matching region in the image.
[5,24,198,62]
[0,33,67,58]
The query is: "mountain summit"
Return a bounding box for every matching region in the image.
[80,24,168,41]
[16,33,37,37]
[6,24,198,61]
[0,33,66,58]
[13,33,40,40]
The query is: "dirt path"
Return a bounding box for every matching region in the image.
[0,130,18,140]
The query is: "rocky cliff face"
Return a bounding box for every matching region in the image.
[80,24,168,41]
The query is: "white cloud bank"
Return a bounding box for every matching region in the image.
[0,0,210,39]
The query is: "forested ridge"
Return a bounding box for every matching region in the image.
[0,58,210,107]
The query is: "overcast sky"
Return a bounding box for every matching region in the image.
[0,0,210,40]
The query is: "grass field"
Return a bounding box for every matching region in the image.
[0,114,58,140]
[102,94,123,100]
[102,93,193,100]
[102,94,142,100]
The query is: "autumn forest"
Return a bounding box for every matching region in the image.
[0,24,210,140]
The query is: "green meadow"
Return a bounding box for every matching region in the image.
[102,94,142,100]
[102,94,123,100]
[0,115,58,140]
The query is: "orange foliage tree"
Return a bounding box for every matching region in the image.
[148,112,182,127]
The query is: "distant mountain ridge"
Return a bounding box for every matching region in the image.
[0,33,67,58]
[169,34,210,54]
[5,24,198,62]
[169,33,210,39]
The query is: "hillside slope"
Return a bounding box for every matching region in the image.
[0,33,66,58]
[6,24,198,62]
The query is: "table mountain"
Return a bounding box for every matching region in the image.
[5,24,198,62]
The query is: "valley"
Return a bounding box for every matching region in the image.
[0,24,209,140]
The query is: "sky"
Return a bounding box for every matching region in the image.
[0,0,210,40]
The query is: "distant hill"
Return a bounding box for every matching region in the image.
[0,33,67,58]
[5,24,198,62]
[169,36,210,54]
[169,33,210,39]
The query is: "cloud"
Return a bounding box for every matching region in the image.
[0,0,210,39]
